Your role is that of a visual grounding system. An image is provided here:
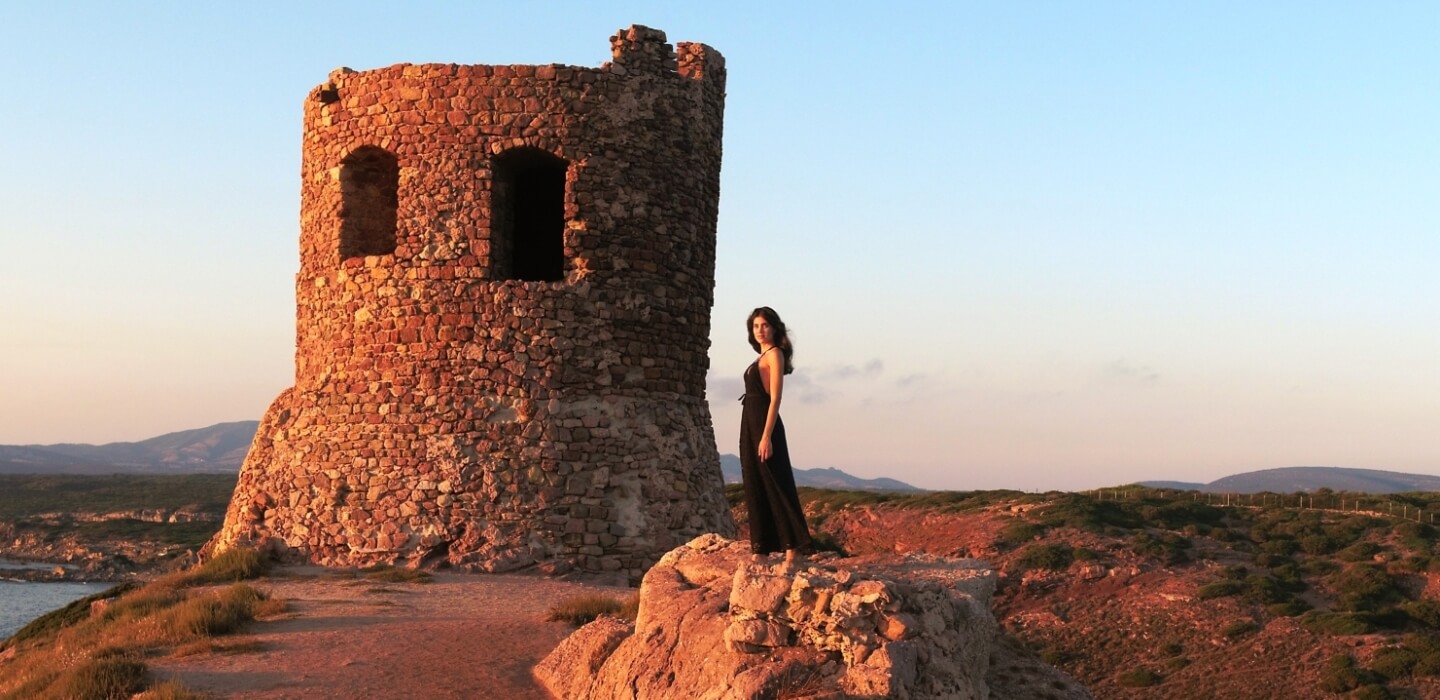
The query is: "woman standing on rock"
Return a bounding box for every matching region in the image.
[740,306,813,560]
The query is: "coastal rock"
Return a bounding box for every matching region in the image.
[536,534,1043,699]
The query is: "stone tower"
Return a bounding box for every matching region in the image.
[211,26,735,580]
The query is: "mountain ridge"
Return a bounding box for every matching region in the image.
[1140,465,1440,494]
[0,421,258,474]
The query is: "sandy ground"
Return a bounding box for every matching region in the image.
[148,567,632,700]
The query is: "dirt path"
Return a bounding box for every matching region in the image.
[149,568,632,699]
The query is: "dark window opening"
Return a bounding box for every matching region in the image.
[339,146,399,261]
[492,147,567,281]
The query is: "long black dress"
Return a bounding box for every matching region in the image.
[739,355,813,555]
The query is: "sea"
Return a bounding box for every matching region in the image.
[0,560,115,639]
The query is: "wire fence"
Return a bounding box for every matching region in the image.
[1085,486,1440,524]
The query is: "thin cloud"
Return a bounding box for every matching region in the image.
[1102,359,1160,385]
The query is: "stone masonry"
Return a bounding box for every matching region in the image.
[210,26,736,580]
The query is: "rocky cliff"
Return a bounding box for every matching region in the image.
[536,534,1091,699]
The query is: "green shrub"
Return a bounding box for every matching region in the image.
[1301,558,1341,576]
[1414,652,1440,677]
[1218,565,1248,580]
[1369,648,1418,680]
[1159,641,1183,657]
[1319,654,1366,693]
[1351,683,1395,700]
[1259,538,1299,557]
[1197,580,1244,600]
[1267,600,1311,617]
[1270,562,1307,592]
[1243,575,1288,605]
[1299,534,1337,555]
[1210,527,1242,543]
[1252,552,1291,568]
[1403,599,1440,629]
[1014,543,1074,572]
[1221,620,1258,638]
[1338,541,1382,562]
[1131,531,1191,565]
[1149,501,1223,530]
[1036,497,1143,532]
[1302,611,1373,636]
[1116,667,1162,688]
[1331,564,1402,613]
[1402,633,1440,656]
[997,519,1045,547]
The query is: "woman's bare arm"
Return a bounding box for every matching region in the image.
[758,350,784,463]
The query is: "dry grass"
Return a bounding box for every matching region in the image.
[546,592,640,626]
[173,638,268,657]
[135,679,208,700]
[0,550,281,700]
[157,548,271,588]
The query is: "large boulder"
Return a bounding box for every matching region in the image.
[536,534,1066,699]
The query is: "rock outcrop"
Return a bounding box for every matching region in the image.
[536,535,1091,699]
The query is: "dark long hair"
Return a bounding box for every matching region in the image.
[746,306,794,375]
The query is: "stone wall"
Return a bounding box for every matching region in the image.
[211,26,736,581]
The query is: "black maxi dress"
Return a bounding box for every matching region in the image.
[739,356,813,555]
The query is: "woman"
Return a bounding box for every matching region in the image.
[739,306,813,560]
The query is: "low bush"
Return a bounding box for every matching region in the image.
[1014,543,1074,572]
[1266,600,1310,617]
[1115,667,1161,688]
[1331,564,1402,613]
[1414,652,1440,677]
[1196,580,1244,600]
[996,519,1044,547]
[1338,541,1382,563]
[1302,611,1373,636]
[1130,531,1191,565]
[1318,654,1367,693]
[1299,534,1337,555]
[1369,648,1418,680]
[1221,620,1258,639]
[1402,599,1440,629]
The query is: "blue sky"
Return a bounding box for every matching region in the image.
[2,2,1437,491]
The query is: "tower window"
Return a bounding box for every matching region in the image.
[492,147,566,281]
[339,146,398,261]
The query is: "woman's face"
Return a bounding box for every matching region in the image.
[752,315,774,347]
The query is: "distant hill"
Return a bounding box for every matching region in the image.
[719,454,922,492]
[1141,466,1440,495]
[0,425,922,491]
[0,421,258,474]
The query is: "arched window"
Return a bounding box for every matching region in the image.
[339,146,398,261]
[491,147,567,281]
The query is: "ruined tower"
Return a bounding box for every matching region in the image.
[212,26,735,579]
